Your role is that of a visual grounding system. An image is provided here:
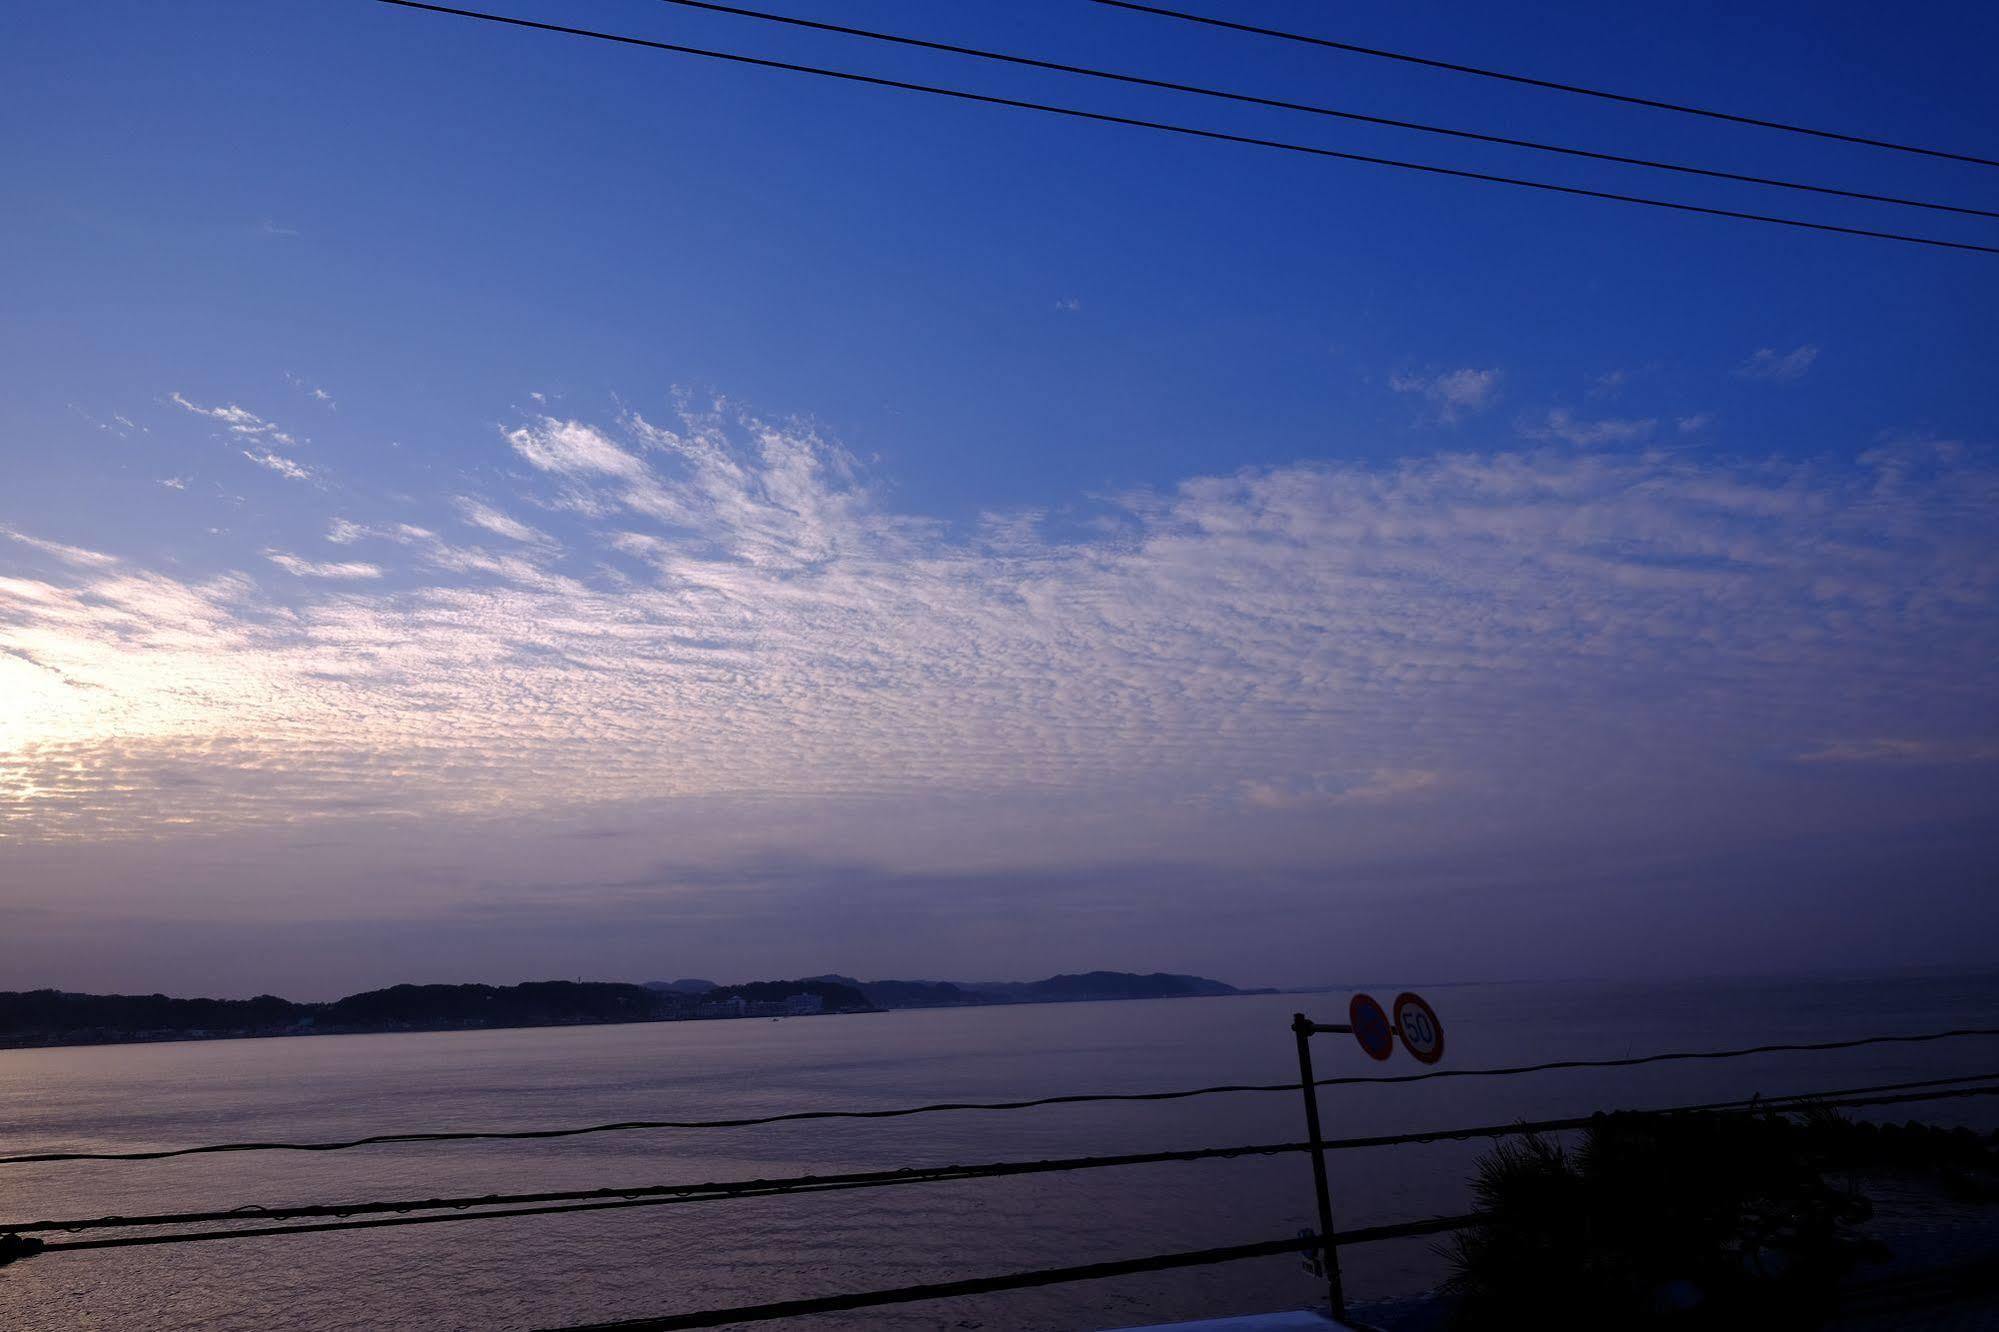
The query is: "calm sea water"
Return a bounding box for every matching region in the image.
[2,972,1996,1331]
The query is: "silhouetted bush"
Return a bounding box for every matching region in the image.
[1444,1111,1885,1330]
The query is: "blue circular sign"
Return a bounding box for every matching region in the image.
[1349,992,1394,1061]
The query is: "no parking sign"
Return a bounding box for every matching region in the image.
[1347,993,1394,1061]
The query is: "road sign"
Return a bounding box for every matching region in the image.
[1392,991,1445,1064]
[1348,993,1394,1061]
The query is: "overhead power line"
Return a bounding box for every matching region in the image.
[366,0,1999,255]
[11,1023,1996,1165]
[522,1225,1466,1332]
[643,0,1997,220]
[1092,0,1999,171]
[11,1073,1997,1243]
[18,1083,1999,1260]
[10,1142,1314,1238]
[527,1232,1391,1328]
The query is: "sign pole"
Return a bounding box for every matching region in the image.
[1290,993,1443,1320]
[1290,1012,1346,1320]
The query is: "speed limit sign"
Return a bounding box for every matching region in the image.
[1392,991,1445,1064]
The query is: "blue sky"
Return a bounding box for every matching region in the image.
[2,0,1996,996]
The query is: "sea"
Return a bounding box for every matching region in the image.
[2,971,1996,1331]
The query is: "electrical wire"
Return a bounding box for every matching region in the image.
[11,1074,1996,1245]
[364,0,1999,255]
[523,1223,1471,1332]
[10,1024,1994,1165]
[637,0,1999,219]
[1090,0,1999,170]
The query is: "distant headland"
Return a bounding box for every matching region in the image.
[0,970,1273,1050]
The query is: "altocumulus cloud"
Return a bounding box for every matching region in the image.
[1,402,1995,902]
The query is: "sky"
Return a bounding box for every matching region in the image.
[2,0,1996,998]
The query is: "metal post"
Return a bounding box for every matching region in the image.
[1291,1012,1345,1320]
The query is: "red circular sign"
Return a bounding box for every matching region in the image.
[1348,993,1393,1061]
[1392,991,1445,1064]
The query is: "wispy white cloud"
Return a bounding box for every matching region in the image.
[70,406,147,439]
[263,551,384,580]
[1521,408,1657,447]
[1239,769,1440,810]
[285,373,335,407]
[507,417,646,480]
[3,527,120,568]
[328,518,432,545]
[1390,367,1501,423]
[241,449,314,482]
[1794,738,1999,766]
[454,497,551,545]
[173,392,304,453]
[1588,369,1628,399]
[1736,344,1820,382]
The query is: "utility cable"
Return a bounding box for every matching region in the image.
[1090,0,1999,170]
[11,1024,1994,1166]
[10,1075,1995,1247]
[527,1223,1471,1331]
[639,0,1999,219]
[364,0,1999,255]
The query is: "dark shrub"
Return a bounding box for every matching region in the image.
[1445,1112,1880,1330]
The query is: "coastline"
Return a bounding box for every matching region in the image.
[0,987,1274,1054]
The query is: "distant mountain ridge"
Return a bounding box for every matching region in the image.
[808,969,1266,1008]
[968,970,1261,1002]
[0,978,866,1050]
[0,969,1269,1049]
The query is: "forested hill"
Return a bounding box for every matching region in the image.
[0,969,1263,1049]
[964,971,1267,1002]
[806,970,1267,1008]
[0,978,867,1049]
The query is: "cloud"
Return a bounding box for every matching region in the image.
[1054,297,1082,312]
[328,518,432,545]
[3,527,119,568]
[1736,345,1819,382]
[263,551,384,579]
[454,497,551,545]
[285,373,335,407]
[3,400,1994,867]
[1240,769,1441,809]
[1521,408,1657,447]
[241,449,314,482]
[1677,413,1714,434]
[172,393,296,444]
[1390,367,1501,424]
[506,418,647,480]
[70,406,148,439]
[1794,738,1999,766]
